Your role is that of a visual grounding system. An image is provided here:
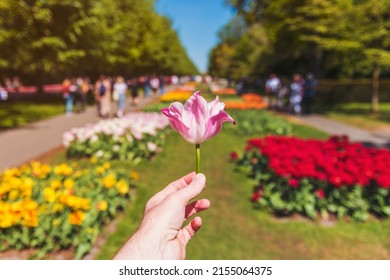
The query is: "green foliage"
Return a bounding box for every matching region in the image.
[226,109,292,135]
[211,0,390,79]
[0,0,197,84]
[0,102,64,129]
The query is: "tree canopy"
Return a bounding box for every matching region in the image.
[0,0,198,84]
[208,0,390,80]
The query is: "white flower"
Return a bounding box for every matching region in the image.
[96,150,104,158]
[90,134,98,143]
[113,145,120,152]
[147,142,157,152]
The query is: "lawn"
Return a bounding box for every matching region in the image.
[0,102,64,129]
[322,102,390,131]
[95,121,390,260]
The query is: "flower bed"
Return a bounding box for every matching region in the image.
[225,93,267,110]
[0,161,136,258]
[160,91,192,102]
[225,110,292,136]
[64,112,169,162]
[212,87,237,95]
[235,135,390,221]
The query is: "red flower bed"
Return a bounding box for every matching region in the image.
[236,135,390,221]
[246,135,390,189]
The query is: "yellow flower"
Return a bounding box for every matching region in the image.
[52,203,64,213]
[0,214,14,228]
[130,171,139,181]
[90,156,97,165]
[23,200,38,211]
[44,188,56,203]
[22,177,34,189]
[68,211,86,225]
[64,178,75,189]
[54,163,73,176]
[116,179,129,195]
[96,200,108,211]
[96,166,105,175]
[21,210,39,227]
[50,179,62,189]
[74,171,82,178]
[8,190,19,200]
[52,219,60,226]
[103,162,111,170]
[102,173,116,188]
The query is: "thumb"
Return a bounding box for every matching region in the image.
[176,173,206,203]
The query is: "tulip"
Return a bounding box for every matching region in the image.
[162,91,235,173]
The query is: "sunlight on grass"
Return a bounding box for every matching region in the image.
[325,103,390,131]
[0,102,64,129]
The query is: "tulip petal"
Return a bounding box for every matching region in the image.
[204,110,236,141]
[161,107,191,141]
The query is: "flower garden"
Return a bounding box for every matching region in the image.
[235,135,390,222]
[1,84,389,260]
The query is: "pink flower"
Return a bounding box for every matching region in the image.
[161,91,235,145]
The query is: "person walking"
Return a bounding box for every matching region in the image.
[113,76,128,117]
[289,74,304,115]
[62,78,73,116]
[303,73,318,114]
[265,73,281,109]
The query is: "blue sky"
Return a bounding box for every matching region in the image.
[155,0,235,73]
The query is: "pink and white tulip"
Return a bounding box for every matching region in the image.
[161,91,235,145]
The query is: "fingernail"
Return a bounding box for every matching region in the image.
[195,173,205,181]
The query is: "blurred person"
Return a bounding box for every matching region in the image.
[265,73,281,109]
[171,75,179,86]
[4,78,12,93]
[62,78,73,116]
[113,76,128,117]
[303,73,318,114]
[80,77,90,112]
[114,172,209,260]
[144,76,150,97]
[0,83,8,101]
[159,75,165,95]
[129,77,140,106]
[289,74,304,115]
[12,76,21,93]
[74,77,84,113]
[150,75,160,95]
[94,75,105,117]
[95,76,112,118]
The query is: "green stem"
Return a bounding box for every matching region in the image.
[195,144,201,174]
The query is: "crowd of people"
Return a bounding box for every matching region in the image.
[61,75,187,117]
[0,76,21,100]
[265,72,318,115]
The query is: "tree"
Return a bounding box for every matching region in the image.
[0,0,197,86]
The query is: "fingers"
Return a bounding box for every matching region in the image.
[177,217,203,246]
[185,199,210,220]
[146,172,196,210]
[176,173,206,203]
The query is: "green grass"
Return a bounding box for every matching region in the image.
[0,102,64,129]
[322,102,390,131]
[95,126,389,260]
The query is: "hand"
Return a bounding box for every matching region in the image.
[113,172,210,260]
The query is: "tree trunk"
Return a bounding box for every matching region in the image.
[371,61,379,114]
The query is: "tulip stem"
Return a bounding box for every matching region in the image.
[195,144,200,174]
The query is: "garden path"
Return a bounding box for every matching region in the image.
[0,95,159,172]
[297,114,390,148]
